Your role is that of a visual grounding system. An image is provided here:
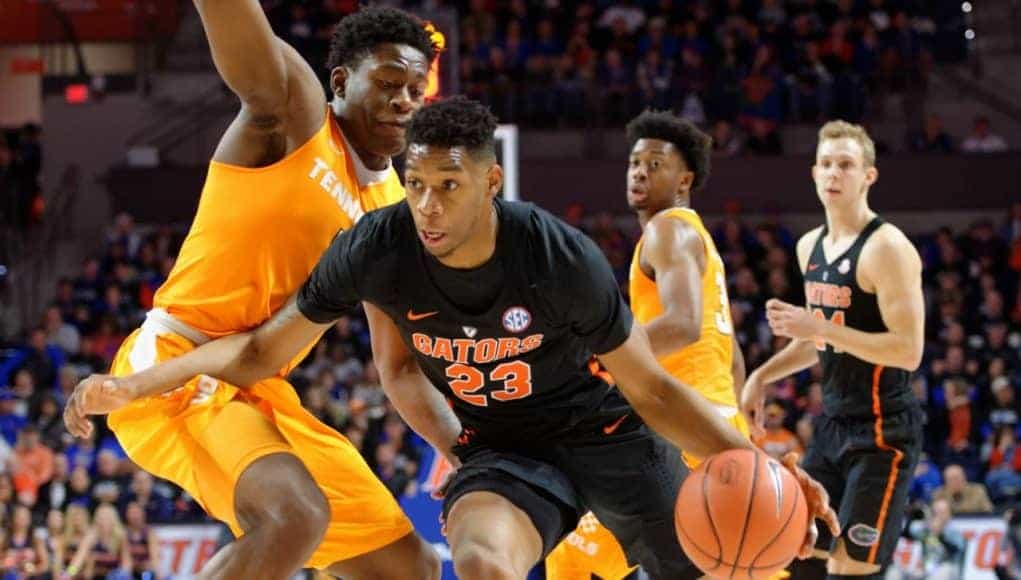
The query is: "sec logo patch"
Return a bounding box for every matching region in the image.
[502,306,532,333]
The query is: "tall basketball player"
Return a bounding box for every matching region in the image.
[546,110,752,579]
[64,5,449,579]
[742,121,925,579]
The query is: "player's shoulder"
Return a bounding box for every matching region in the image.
[796,226,825,252]
[500,198,596,262]
[647,208,700,233]
[861,220,921,268]
[795,225,824,266]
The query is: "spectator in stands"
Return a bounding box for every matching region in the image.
[41,508,66,578]
[1,328,64,390]
[1,503,48,578]
[985,425,1021,503]
[910,453,943,503]
[911,114,955,153]
[106,213,141,261]
[90,450,127,507]
[753,401,803,460]
[712,120,744,157]
[962,116,1009,154]
[66,466,91,510]
[12,425,54,502]
[33,394,64,450]
[0,390,27,448]
[374,443,415,499]
[72,259,103,309]
[66,503,131,580]
[43,305,80,357]
[890,498,966,580]
[123,501,159,580]
[36,454,70,517]
[124,471,172,525]
[62,504,90,573]
[933,463,994,513]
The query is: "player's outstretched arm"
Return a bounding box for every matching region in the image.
[63,297,331,437]
[598,323,753,458]
[641,216,706,357]
[365,302,463,467]
[597,324,840,556]
[194,0,289,112]
[767,227,924,371]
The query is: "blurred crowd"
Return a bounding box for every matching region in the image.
[259,0,972,147]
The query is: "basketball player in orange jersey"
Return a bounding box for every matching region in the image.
[742,121,925,579]
[63,6,453,579]
[546,110,753,579]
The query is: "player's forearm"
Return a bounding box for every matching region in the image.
[121,333,273,399]
[643,315,700,359]
[380,370,463,467]
[632,374,755,458]
[751,338,817,385]
[816,322,922,371]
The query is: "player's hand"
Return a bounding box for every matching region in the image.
[781,451,840,559]
[63,374,137,438]
[766,299,820,341]
[740,371,767,438]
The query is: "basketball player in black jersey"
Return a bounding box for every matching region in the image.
[741,121,925,579]
[68,97,838,579]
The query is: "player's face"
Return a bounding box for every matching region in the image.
[627,138,692,212]
[404,144,503,262]
[811,138,877,211]
[331,44,429,161]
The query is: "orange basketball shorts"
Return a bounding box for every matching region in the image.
[107,322,413,569]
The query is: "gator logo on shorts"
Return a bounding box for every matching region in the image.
[848,523,880,547]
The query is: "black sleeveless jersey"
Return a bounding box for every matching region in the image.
[297,198,634,448]
[804,217,915,419]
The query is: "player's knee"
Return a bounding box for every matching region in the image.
[453,542,519,580]
[234,453,329,543]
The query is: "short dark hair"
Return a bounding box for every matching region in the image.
[327,6,438,70]
[626,110,712,192]
[406,96,498,159]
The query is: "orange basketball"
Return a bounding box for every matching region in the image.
[675,448,808,579]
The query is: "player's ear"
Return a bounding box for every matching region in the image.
[486,163,504,199]
[677,170,694,195]
[330,67,349,100]
[865,165,878,186]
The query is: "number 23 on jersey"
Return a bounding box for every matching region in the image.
[446,361,533,407]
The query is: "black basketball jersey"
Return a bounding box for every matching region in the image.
[804,216,914,419]
[297,198,634,448]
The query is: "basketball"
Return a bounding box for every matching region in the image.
[675,448,808,579]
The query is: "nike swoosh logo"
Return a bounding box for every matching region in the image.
[603,414,629,435]
[407,309,439,321]
[807,264,820,271]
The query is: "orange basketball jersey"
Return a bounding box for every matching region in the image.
[628,207,736,407]
[154,110,404,363]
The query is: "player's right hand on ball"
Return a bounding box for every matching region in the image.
[740,371,767,438]
[781,451,840,559]
[63,374,137,439]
